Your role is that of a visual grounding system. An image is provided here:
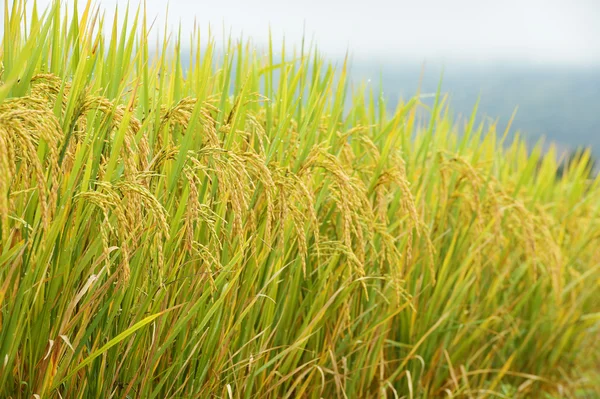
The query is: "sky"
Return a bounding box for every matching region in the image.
[10,0,600,64]
[22,0,600,64]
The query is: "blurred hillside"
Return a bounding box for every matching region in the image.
[350,61,600,155]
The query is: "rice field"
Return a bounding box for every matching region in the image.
[1,1,599,397]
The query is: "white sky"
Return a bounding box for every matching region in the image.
[13,0,600,64]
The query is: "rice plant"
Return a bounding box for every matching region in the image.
[1,1,599,397]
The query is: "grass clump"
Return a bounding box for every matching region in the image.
[1,1,599,397]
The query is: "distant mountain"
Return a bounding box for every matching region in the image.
[348,61,600,155]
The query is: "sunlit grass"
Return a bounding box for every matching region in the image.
[0,0,599,397]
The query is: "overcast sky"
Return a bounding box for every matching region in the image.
[19,0,600,65]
